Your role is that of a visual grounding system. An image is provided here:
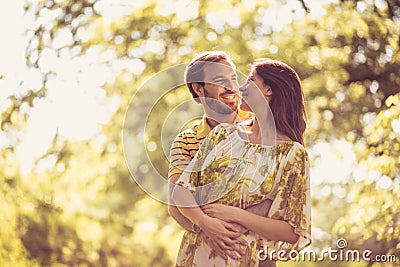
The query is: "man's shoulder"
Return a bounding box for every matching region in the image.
[173,121,201,141]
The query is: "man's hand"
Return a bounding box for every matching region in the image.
[200,231,245,260]
[198,216,247,260]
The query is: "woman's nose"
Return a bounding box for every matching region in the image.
[239,83,246,92]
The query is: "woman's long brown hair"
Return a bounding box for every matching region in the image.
[252,58,307,145]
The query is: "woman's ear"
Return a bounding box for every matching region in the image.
[265,84,273,96]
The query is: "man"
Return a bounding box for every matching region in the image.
[168,51,274,265]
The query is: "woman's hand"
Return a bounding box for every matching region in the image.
[201,203,243,223]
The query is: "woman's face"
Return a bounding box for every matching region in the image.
[239,69,272,112]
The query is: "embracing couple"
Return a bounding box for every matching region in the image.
[168,51,311,267]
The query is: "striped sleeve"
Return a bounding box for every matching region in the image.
[168,132,197,178]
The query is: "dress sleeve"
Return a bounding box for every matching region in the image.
[175,124,229,191]
[265,143,311,255]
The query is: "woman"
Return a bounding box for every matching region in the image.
[172,58,311,266]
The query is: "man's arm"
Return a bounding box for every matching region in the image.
[168,173,193,232]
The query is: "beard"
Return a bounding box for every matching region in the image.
[203,90,237,115]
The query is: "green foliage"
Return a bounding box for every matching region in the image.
[334,94,400,260]
[1,0,399,266]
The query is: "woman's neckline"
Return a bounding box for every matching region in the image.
[234,119,295,148]
[233,126,296,148]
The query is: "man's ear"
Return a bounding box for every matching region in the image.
[192,83,204,97]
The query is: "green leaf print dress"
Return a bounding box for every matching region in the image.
[175,123,311,267]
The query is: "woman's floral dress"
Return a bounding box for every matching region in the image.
[175,123,311,267]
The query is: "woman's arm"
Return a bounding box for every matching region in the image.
[202,204,299,244]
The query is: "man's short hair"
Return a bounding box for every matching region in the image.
[185,51,235,103]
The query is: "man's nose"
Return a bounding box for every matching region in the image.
[225,81,239,93]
